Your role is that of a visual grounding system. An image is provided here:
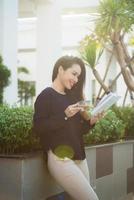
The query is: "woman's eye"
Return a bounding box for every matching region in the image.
[72,72,77,76]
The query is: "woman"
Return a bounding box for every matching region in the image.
[33,56,100,200]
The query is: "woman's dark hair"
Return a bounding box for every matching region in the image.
[52,55,86,101]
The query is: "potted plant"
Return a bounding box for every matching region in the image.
[83,108,134,200]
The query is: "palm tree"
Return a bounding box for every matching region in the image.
[80,0,134,106]
[95,0,134,105]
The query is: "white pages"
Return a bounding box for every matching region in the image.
[91,92,120,116]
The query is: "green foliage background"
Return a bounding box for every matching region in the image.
[0,55,11,104]
[0,105,133,154]
[84,109,126,145]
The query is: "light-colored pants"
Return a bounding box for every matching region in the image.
[47,150,99,200]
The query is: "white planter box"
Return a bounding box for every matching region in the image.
[0,153,62,200]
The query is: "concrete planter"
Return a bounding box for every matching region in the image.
[0,140,134,200]
[85,140,134,200]
[0,152,63,200]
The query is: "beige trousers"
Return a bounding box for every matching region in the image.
[47,150,99,200]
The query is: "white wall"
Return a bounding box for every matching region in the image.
[61,0,100,9]
[62,14,93,48]
[18,13,96,100]
[18,18,36,81]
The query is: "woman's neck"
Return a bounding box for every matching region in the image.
[52,79,66,95]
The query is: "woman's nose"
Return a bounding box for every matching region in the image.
[74,76,78,84]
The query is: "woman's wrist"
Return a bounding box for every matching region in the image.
[80,110,90,121]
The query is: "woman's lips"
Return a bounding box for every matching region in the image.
[70,81,75,88]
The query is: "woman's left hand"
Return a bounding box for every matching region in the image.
[90,112,105,126]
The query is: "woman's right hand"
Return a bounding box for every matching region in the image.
[64,103,82,118]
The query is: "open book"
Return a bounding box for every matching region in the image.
[91,92,120,116]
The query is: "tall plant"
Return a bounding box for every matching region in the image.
[79,35,110,98]
[0,55,11,104]
[95,0,134,104]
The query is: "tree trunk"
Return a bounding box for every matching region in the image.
[92,68,110,93]
[112,32,134,91]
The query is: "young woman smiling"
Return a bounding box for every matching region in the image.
[33,56,100,200]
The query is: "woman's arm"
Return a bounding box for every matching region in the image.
[80,109,104,134]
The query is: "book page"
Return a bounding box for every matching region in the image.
[91,92,120,116]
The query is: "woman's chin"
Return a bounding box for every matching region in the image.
[65,83,75,90]
[65,85,72,90]
[67,87,71,90]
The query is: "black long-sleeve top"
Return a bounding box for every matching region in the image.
[33,87,91,160]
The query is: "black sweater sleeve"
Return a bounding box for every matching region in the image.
[80,117,95,135]
[33,90,67,134]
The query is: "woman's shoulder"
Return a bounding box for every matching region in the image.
[38,87,54,96]
[35,87,53,102]
[41,87,53,94]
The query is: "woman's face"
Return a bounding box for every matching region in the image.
[59,64,81,90]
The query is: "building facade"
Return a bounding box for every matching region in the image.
[0,0,132,105]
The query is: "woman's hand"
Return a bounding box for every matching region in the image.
[64,103,82,118]
[79,104,90,121]
[90,112,105,126]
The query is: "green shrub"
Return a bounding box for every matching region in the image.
[112,106,134,137]
[83,110,125,145]
[0,105,133,154]
[0,105,40,154]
